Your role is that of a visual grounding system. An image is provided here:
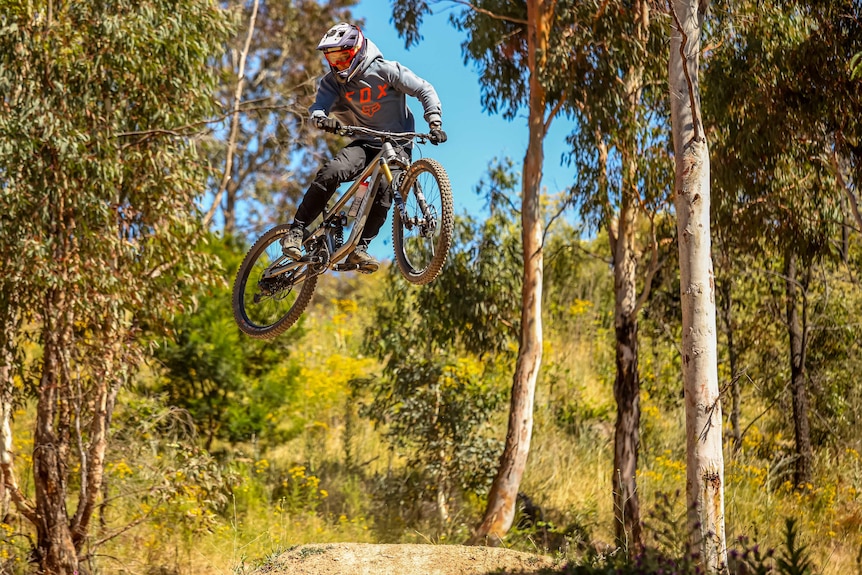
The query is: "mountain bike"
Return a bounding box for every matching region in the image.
[232,126,453,339]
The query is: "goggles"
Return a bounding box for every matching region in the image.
[324,45,360,71]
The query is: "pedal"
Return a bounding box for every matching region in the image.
[334,263,373,274]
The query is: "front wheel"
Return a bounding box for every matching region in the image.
[232,224,318,339]
[392,158,453,285]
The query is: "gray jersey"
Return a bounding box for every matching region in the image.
[309,40,442,141]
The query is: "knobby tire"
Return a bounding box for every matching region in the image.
[232,224,318,339]
[392,158,453,285]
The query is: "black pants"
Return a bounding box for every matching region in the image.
[293,140,411,247]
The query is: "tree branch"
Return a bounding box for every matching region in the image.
[668,0,703,146]
[489,185,521,215]
[114,97,306,143]
[542,192,574,247]
[86,513,152,551]
[544,240,612,266]
[829,148,862,232]
[450,0,528,25]
[543,90,566,136]
[633,214,664,316]
[0,448,37,524]
[203,0,260,228]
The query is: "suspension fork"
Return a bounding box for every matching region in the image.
[381,143,410,223]
[383,144,433,229]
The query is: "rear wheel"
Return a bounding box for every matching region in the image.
[232,224,318,339]
[392,158,453,285]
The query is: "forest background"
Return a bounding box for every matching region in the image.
[0,0,861,574]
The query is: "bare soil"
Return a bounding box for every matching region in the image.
[247,542,562,575]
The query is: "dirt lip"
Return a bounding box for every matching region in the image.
[246,542,561,575]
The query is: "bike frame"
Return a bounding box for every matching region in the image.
[308,139,406,267]
[263,128,427,281]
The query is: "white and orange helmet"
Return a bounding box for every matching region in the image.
[318,23,367,82]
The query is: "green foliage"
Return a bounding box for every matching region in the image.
[357,356,505,493]
[407,160,523,358]
[775,519,815,575]
[0,0,234,359]
[796,260,862,446]
[560,0,673,234]
[705,0,854,261]
[0,1,232,567]
[548,509,819,575]
[355,192,527,525]
[153,235,301,449]
[364,161,523,364]
[355,320,507,529]
[106,393,240,543]
[704,0,861,489]
[852,52,862,80]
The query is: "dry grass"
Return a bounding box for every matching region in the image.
[5,273,861,575]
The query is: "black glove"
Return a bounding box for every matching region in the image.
[429,123,447,145]
[316,116,342,133]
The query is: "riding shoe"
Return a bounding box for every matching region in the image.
[346,245,379,273]
[281,226,304,260]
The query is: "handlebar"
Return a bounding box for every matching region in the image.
[323,124,432,144]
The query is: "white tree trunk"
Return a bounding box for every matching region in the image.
[0,384,12,518]
[0,300,22,522]
[669,0,728,572]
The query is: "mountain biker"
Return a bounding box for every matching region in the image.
[281,22,447,273]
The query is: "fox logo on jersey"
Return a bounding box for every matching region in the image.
[362,103,381,117]
[346,84,389,118]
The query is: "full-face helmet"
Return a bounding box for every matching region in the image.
[317,23,366,82]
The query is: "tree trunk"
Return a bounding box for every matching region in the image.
[0,344,13,522]
[0,294,35,528]
[717,276,742,450]
[609,0,649,551]
[71,341,121,546]
[0,382,11,521]
[33,291,78,574]
[830,148,862,233]
[225,178,239,237]
[0,291,16,521]
[470,0,548,543]
[669,0,728,571]
[784,252,813,487]
[612,188,643,553]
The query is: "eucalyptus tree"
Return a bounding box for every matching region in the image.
[562,0,671,550]
[789,0,862,235]
[390,0,576,541]
[704,0,853,488]
[206,0,355,235]
[669,0,728,570]
[0,2,230,572]
[358,165,522,526]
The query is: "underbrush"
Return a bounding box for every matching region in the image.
[3,275,861,575]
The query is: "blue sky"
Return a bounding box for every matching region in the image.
[349,0,578,255]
